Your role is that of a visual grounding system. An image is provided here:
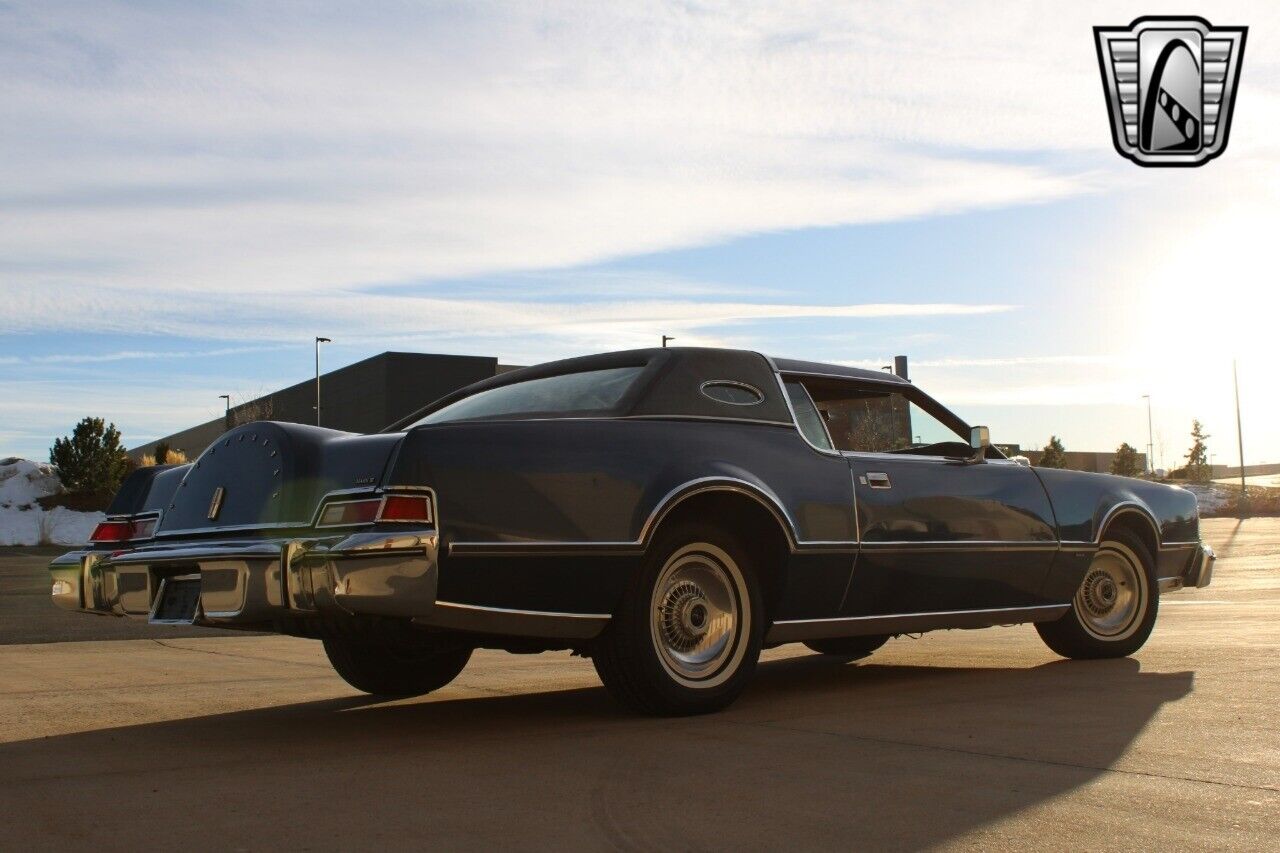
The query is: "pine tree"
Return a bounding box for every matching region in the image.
[1110,442,1142,477]
[49,417,129,496]
[1185,419,1211,483]
[1038,435,1068,469]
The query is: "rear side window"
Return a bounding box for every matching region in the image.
[784,380,834,451]
[413,366,644,425]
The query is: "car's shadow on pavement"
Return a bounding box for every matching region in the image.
[1,655,1193,850]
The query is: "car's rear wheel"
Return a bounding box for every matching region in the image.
[1036,528,1157,659]
[593,522,763,715]
[322,635,472,697]
[804,634,890,660]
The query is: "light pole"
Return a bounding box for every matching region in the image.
[1141,394,1154,475]
[662,335,675,348]
[219,394,230,429]
[1233,359,1246,518]
[315,337,331,426]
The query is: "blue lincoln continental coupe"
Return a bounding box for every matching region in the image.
[50,347,1214,714]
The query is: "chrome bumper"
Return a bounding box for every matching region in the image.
[48,530,608,640]
[50,530,440,625]
[1187,541,1215,589]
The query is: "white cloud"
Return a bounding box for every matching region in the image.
[0,0,1169,310]
[1,279,1014,350]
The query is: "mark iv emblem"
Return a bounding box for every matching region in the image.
[207,486,225,521]
[1094,16,1247,167]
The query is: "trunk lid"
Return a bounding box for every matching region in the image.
[154,422,403,535]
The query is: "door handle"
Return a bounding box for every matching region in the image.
[865,472,892,489]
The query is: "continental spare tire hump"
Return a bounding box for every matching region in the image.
[155,422,402,534]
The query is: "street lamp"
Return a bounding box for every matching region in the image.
[315,337,331,426]
[219,394,230,429]
[1141,394,1154,475]
[662,335,675,348]
[1233,359,1246,518]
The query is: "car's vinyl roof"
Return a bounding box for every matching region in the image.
[384,347,908,431]
[766,356,909,384]
[488,348,908,385]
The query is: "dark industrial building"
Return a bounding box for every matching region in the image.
[130,352,514,459]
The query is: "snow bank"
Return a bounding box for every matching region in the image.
[0,458,105,546]
[1182,484,1228,513]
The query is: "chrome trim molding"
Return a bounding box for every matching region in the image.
[1095,501,1161,545]
[448,476,861,557]
[419,600,610,640]
[698,379,766,406]
[766,603,1070,644]
[435,600,611,620]
[859,540,1058,552]
[772,370,843,457]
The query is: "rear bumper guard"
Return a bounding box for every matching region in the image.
[50,531,440,625]
[48,530,608,640]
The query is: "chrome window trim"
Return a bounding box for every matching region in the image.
[698,379,766,406]
[777,368,910,388]
[774,372,841,457]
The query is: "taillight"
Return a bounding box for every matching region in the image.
[89,520,133,543]
[315,493,433,528]
[317,499,382,527]
[89,517,157,543]
[379,494,432,523]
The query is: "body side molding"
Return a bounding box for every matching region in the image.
[766,603,1070,644]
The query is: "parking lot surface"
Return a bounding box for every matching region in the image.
[0,519,1276,850]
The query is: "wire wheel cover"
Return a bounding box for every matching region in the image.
[1075,544,1146,640]
[649,543,748,688]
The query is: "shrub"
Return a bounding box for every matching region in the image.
[164,449,189,464]
[139,453,158,467]
[49,417,129,498]
[1038,435,1068,469]
[1110,442,1142,477]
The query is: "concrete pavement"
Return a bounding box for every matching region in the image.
[0,519,1276,850]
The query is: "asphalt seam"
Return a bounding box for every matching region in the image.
[148,638,333,669]
[731,719,1280,794]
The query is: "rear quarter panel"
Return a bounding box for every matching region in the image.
[387,418,857,618]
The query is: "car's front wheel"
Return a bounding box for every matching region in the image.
[1036,528,1157,659]
[323,635,472,697]
[593,522,763,715]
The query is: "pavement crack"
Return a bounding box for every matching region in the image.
[147,639,331,669]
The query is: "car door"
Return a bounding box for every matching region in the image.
[790,375,1059,616]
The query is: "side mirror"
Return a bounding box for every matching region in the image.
[969,426,990,463]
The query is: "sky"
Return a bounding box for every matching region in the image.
[3,1,1279,470]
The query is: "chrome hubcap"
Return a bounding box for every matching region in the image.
[1075,545,1145,639]
[650,544,747,687]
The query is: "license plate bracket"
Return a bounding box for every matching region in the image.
[150,574,201,624]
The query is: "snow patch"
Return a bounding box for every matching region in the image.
[0,458,105,546]
[1182,484,1228,513]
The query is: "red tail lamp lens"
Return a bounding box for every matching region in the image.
[90,517,158,543]
[317,499,383,527]
[90,521,133,543]
[379,494,431,522]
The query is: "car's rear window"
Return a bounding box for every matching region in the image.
[412,366,645,426]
